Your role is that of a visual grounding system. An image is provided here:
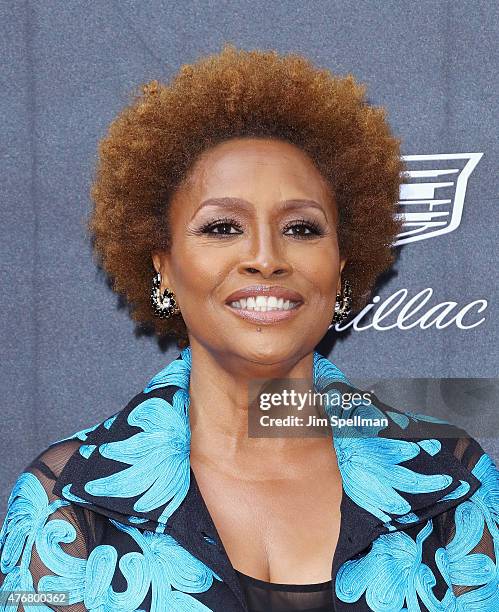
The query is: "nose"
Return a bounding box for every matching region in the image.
[237,224,292,278]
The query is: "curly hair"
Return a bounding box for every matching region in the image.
[87,43,406,347]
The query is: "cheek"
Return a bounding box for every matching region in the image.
[310,269,338,301]
[288,245,339,294]
[170,244,233,295]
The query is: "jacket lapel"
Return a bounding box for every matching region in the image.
[164,467,249,610]
[321,380,483,582]
[52,349,251,609]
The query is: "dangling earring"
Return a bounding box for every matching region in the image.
[331,278,352,325]
[150,272,180,319]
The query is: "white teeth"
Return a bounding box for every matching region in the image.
[229,295,300,312]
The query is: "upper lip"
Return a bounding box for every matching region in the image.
[225,285,304,304]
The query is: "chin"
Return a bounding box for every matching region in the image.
[228,333,314,366]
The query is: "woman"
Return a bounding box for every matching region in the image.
[0,45,497,612]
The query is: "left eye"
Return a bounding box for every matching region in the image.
[283,222,321,237]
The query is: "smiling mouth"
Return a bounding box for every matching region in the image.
[228,296,301,311]
[224,295,304,324]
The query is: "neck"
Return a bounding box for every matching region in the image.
[186,340,329,474]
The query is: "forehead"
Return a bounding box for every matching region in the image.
[179,137,333,202]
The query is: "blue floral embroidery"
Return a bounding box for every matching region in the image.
[36,524,118,609]
[435,500,496,598]
[324,388,472,528]
[443,579,499,611]
[313,350,350,390]
[0,472,118,611]
[103,414,118,429]
[109,519,221,610]
[53,412,118,446]
[330,407,454,522]
[336,519,446,611]
[84,349,472,535]
[79,444,97,458]
[143,346,192,393]
[82,349,351,532]
[394,512,420,524]
[417,439,441,456]
[84,391,191,526]
[61,484,90,505]
[0,473,69,575]
[387,410,451,429]
[470,452,499,532]
[438,480,471,502]
[0,471,219,611]
[435,452,499,611]
[129,516,150,524]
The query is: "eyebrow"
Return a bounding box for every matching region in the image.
[192,197,328,219]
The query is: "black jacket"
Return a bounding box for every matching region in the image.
[0,348,497,611]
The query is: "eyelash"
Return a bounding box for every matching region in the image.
[198,217,324,239]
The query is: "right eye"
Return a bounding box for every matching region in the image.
[199,218,244,236]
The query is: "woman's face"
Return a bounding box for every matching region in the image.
[152,137,347,365]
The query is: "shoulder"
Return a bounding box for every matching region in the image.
[341,382,498,527]
[381,400,499,568]
[0,441,92,595]
[363,386,497,472]
[0,398,139,592]
[29,383,154,482]
[336,386,499,606]
[0,402,128,544]
[10,408,123,490]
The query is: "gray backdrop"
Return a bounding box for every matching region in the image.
[1,0,498,520]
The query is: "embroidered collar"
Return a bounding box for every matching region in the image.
[53,347,482,547]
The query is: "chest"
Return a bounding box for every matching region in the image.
[191,456,343,584]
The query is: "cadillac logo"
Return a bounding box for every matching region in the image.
[331,153,488,332]
[395,153,483,245]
